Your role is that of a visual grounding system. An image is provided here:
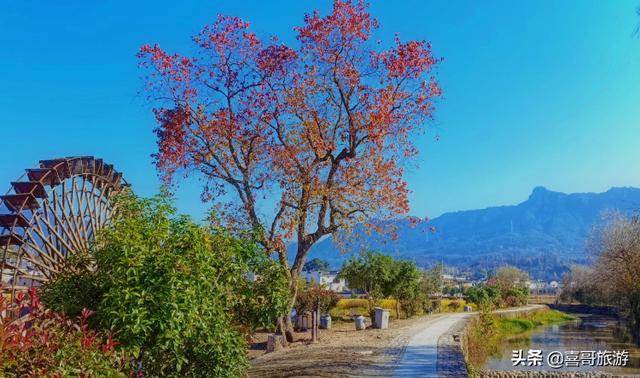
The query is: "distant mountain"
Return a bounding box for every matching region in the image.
[296,187,640,280]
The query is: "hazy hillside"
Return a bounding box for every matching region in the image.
[296,187,640,279]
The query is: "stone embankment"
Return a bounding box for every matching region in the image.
[473,370,637,378]
[434,305,545,378]
[436,317,468,377]
[548,304,618,317]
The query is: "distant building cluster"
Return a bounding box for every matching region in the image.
[527,279,560,295]
[443,273,473,288]
[248,266,561,298]
[247,269,351,295]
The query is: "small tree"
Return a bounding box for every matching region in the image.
[303,258,331,272]
[465,285,502,309]
[97,194,252,377]
[588,214,640,342]
[494,266,529,294]
[559,265,604,304]
[422,263,443,296]
[339,251,423,320]
[296,287,340,315]
[465,286,489,306]
[339,251,394,321]
[421,263,443,313]
[138,0,442,339]
[388,259,422,319]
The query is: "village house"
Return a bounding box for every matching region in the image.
[527,280,560,295]
[300,270,348,293]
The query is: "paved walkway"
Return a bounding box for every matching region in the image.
[393,312,471,377]
[393,305,544,378]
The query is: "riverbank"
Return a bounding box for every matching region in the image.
[463,308,576,375]
[468,310,640,377]
[472,371,639,377]
[394,305,543,377]
[549,303,618,317]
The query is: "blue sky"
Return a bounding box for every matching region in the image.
[1,0,639,221]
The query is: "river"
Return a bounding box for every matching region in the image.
[484,313,640,374]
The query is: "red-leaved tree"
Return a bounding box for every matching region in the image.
[138,0,441,339]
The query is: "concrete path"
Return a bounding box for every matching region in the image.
[393,305,545,377]
[393,312,471,377]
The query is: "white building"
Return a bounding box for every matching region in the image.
[527,280,560,295]
[301,270,347,292]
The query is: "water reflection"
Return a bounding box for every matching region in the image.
[484,314,640,374]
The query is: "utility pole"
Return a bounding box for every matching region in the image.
[312,299,319,343]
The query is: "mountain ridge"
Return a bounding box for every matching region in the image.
[297,186,640,280]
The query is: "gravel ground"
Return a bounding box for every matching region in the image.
[248,314,448,377]
[248,306,545,377]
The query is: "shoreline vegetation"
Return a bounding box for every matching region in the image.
[560,214,640,344]
[464,308,576,376]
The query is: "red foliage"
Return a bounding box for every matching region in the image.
[1,289,130,377]
[138,0,442,276]
[296,287,341,314]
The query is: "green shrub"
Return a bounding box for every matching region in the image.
[400,298,424,318]
[465,283,529,309]
[39,251,103,320]
[95,194,251,377]
[465,287,489,306]
[464,307,500,367]
[40,192,290,378]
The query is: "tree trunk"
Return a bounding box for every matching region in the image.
[284,315,294,343]
[280,271,300,343]
[281,238,317,343]
[367,297,376,324]
[275,235,319,345]
[396,299,401,320]
[276,317,290,346]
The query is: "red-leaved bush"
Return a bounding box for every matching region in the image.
[296,287,341,314]
[0,289,132,378]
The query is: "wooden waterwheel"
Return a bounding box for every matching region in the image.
[0,157,127,308]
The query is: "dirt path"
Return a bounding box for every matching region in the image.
[248,314,448,377]
[248,306,544,377]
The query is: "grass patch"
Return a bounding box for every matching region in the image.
[534,309,576,323]
[499,318,536,333]
[463,308,575,371]
[499,310,576,335]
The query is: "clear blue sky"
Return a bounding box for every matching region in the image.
[1,1,639,221]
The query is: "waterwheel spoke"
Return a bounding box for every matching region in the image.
[49,186,87,251]
[0,157,127,308]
